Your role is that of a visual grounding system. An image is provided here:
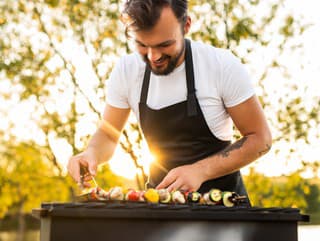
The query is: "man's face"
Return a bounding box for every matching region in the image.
[132,7,190,75]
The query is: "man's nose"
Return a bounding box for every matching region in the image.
[147,47,161,62]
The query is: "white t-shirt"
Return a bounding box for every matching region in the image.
[106,40,255,141]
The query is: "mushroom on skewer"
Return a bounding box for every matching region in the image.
[222,191,247,207]
[158,189,171,204]
[109,186,124,201]
[171,190,186,204]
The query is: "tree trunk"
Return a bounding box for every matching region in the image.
[16,201,25,241]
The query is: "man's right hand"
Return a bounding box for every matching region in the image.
[67,148,98,187]
[67,104,130,186]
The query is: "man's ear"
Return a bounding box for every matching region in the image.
[183,16,191,34]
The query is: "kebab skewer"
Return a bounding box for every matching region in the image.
[222,191,247,207]
[77,185,247,207]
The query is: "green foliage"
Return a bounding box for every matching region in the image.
[305,182,320,213]
[0,140,69,218]
[188,1,319,163]
[280,16,295,37]
[96,165,127,190]
[188,0,269,49]
[245,168,320,212]
[0,0,319,222]
[276,96,320,143]
[0,136,126,218]
[0,168,13,218]
[45,0,60,8]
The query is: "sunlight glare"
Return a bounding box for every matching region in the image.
[109,142,155,180]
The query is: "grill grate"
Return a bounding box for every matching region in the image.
[41,201,302,214]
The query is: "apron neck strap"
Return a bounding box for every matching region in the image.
[140,39,198,117]
[185,39,197,116]
[140,66,151,105]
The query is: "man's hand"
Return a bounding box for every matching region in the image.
[67,148,98,188]
[156,164,206,192]
[67,104,129,187]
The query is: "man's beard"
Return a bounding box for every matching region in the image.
[143,43,185,76]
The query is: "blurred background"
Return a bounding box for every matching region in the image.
[0,0,319,240]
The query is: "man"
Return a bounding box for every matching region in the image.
[68,0,272,199]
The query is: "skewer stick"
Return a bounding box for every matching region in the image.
[230,195,247,203]
[79,166,98,189]
[90,175,98,188]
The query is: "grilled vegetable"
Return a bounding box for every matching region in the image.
[138,190,146,202]
[80,187,104,201]
[186,191,201,203]
[171,190,186,204]
[222,191,237,207]
[209,189,222,203]
[78,185,247,207]
[95,187,109,200]
[125,189,140,202]
[158,189,171,203]
[203,192,216,205]
[109,186,124,201]
[144,188,159,203]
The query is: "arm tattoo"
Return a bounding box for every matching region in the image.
[258,144,271,156]
[219,136,248,158]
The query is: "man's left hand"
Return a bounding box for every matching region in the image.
[156,164,205,192]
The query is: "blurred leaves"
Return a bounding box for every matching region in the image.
[245,168,319,212]
[276,96,320,144]
[0,0,319,222]
[0,138,69,217]
[0,0,129,220]
[280,15,294,37]
[0,134,123,218]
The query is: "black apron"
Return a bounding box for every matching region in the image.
[139,39,249,199]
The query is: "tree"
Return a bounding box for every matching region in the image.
[0,132,123,240]
[245,167,320,213]
[189,0,319,179]
[0,0,319,219]
[0,137,71,240]
[1,0,148,189]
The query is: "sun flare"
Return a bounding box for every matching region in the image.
[109,144,155,180]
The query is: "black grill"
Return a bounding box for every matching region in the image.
[33,201,309,241]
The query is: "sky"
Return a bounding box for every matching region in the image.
[1,0,320,180]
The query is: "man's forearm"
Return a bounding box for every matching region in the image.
[194,133,271,182]
[87,128,118,165]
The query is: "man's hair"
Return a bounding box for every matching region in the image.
[122,0,188,35]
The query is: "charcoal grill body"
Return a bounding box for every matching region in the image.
[33,202,309,241]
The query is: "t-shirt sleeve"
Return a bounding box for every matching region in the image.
[220,51,255,108]
[106,58,130,109]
